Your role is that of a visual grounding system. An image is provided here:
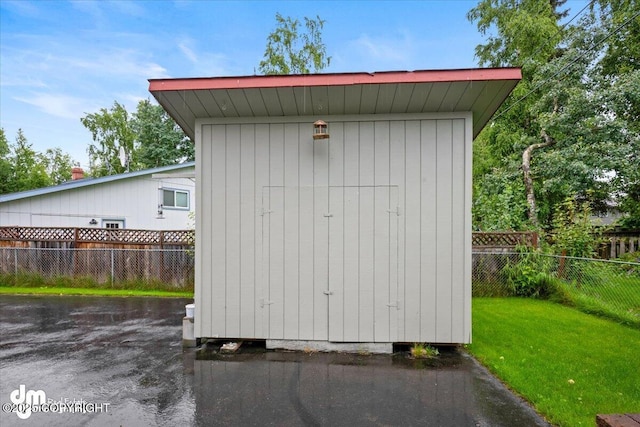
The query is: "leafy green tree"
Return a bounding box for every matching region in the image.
[12,129,51,191]
[81,100,192,176]
[81,101,136,177]
[467,0,565,69]
[551,197,603,257]
[132,99,193,168]
[0,128,13,195]
[43,147,73,185]
[469,0,639,230]
[258,13,331,75]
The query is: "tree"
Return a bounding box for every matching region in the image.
[43,147,73,185]
[0,129,13,195]
[132,99,193,169]
[81,101,136,177]
[12,129,51,191]
[81,100,192,176]
[469,0,639,230]
[0,128,78,194]
[469,0,567,229]
[258,13,331,75]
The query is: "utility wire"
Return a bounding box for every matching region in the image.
[493,8,640,121]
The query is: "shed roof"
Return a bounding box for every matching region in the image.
[0,162,195,203]
[149,68,521,139]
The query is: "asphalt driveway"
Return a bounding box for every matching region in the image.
[0,295,550,426]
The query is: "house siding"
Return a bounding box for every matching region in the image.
[0,172,195,230]
[196,113,471,343]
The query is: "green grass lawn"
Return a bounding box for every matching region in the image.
[467,298,640,427]
[0,286,192,298]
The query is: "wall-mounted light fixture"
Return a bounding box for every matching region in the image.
[89,219,98,225]
[313,120,329,140]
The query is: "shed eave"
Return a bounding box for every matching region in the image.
[149,68,521,140]
[148,68,521,91]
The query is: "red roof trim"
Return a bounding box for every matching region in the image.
[149,68,522,92]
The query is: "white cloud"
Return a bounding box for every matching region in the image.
[352,32,414,63]
[0,76,47,88]
[175,37,230,76]
[64,48,169,79]
[179,41,199,64]
[14,93,99,120]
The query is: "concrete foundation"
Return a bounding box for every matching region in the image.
[266,340,393,354]
[182,317,196,347]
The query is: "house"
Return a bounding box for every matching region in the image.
[0,162,195,230]
[149,69,521,351]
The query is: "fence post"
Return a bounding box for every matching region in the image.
[610,237,617,259]
[111,249,115,287]
[558,250,567,278]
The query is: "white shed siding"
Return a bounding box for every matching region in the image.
[196,113,472,343]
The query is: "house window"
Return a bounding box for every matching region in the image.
[162,188,190,209]
[103,220,125,229]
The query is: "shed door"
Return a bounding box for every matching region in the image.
[262,185,398,342]
[328,186,399,342]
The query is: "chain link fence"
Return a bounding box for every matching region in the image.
[1,247,638,326]
[473,251,640,327]
[0,247,194,290]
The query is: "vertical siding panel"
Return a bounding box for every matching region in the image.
[255,123,270,338]
[359,187,375,342]
[342,122,360,341]
[283,123,300,339]
[328,122,345,341]
[374,121,390,342]
[239,124,256,337]
[211,124,227,336]
[225,125,241,337]
[313,130,329,341]
[269,124,285,339]
[451,119,466,342]
[435,120,453,342]
[195,125,208,337]
[421,120,438,342]
[403,121,421,341]
[359,122,375,341]
[298,125,315,339]
[389,121,405,341]
[464,116,473,343]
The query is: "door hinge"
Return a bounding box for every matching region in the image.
[323,290,334,296]
[323,213,333,218]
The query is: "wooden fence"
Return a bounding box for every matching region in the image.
[0,226,194,249]
[2,227,635,259]
[472,232,538,251]
[599,231,640,259]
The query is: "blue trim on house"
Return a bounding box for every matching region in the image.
[0,161,195,203]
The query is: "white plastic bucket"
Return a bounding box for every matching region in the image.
[185,304,195,319]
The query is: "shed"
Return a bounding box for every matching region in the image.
[150,68,521,351]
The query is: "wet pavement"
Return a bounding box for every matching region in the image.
[0,295,550,426]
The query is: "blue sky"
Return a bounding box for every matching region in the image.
[0,0,586,169]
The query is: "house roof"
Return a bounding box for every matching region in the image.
[148,68,521,139]
[0,162,195,203]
